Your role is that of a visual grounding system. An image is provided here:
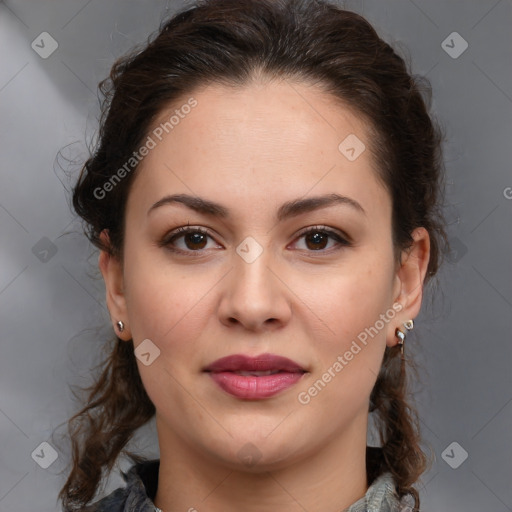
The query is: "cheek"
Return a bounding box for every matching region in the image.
[121,256,213,406]
[300,257,395,407]
[122,246,217,356]
[309,264,392,339]
[296,273,392,422]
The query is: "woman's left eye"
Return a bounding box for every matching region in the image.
[160,225,350,254]
[293,226,351,252]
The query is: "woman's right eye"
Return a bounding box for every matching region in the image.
[161,226,219,254]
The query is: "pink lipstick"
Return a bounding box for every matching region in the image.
[203,353,307,400]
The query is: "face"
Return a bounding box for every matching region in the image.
[100,78,429,471]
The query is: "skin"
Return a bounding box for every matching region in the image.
[99,77,430,512]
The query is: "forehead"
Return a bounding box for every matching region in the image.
[127,79,390,224]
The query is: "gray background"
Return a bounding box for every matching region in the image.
[0,0,511,510]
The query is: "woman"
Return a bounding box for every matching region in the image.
[58,0,448,510]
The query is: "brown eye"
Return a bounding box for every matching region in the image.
[161,225,350,256]
[304,231,329,250]
[181,231,208,250]
[294,226,350,252]
[162,226,215,253]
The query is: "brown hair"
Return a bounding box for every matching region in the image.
[58,0,449,509]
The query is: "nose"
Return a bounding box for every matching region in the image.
[217,244,292,332]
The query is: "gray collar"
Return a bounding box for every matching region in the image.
[120,459,408,512]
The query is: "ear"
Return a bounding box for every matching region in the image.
[387,227,431,348]
[98,229,131,341]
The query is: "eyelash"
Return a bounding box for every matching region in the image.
[160,224,351,256]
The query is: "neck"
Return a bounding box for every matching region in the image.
[153,414,369,512]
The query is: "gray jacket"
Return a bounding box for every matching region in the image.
[80,458,412,512]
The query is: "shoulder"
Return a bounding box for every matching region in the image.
[81,487,129,512]
[77,459,160,512]
[348,470,414,512]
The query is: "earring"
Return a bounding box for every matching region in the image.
[403,319,414,331]
[116,320,125,333]
[395,327,406,355]
[395,319,414,356]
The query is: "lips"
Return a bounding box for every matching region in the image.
[203,353,307,400]
[203,353,306,374]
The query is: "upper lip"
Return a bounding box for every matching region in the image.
[203,353,306,373]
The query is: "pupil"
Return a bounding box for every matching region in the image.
[307,232,326,250]
[187,233,206,249]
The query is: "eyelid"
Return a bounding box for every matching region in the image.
[294,225,351,243]
[159,225,215,247]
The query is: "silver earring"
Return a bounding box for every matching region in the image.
[116,320,125,333]
[395,319,414,356]
[403,319,414,331]
[395,327,406,355]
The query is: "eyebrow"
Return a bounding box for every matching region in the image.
[147,192,366,221]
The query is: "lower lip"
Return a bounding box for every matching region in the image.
[207,371,305,399]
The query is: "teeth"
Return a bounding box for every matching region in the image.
[234,370,281,376]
